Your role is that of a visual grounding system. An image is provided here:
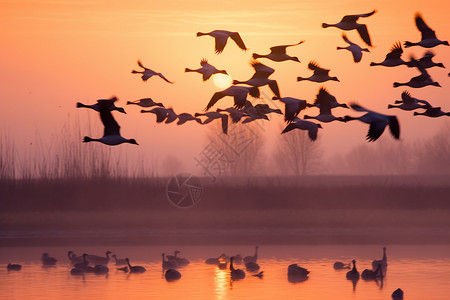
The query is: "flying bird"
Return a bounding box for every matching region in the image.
[343,103,400,142]
[140,107,177,123]
[297,61,339,83]
[393,57,440,88]
[388,91,431,111]
[304,88,345,123]
[273,96,309,123]
[83,102,138,146]
[413,107,450,118]
[126,98,164,108]
[176,113,203,125]
[404,13,449,48]
[406,51,445,69]
[196,30,247,54]
[281,117,322,141]
[131,60,174,83]
[76,96,126,114]
[322,10,376,46]
[185,58,228,81]
[205,85,260,111]
[337,33,370,63]
[194,111,229,134]
[216,107,249,123]
[233,60,281,98]
[370,42,408,67]
[310,87,348,109]
[252,40,304,62]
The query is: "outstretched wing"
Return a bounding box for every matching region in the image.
[214,36,228,54]
[308,61,329,76]
[250,60,275,78]
[342,33,354,45]
[388,116,400,139]
[415,13,436,40]
[157,73,174,84]
[220,114,229,134]
[137,60,147,70]
[100,106,120,136]
[401,90,413,103]
[200,58,209,67]
[367,121,387,142]
[205,92,226,111]
[349,102,371,113]
[386,42,403,60]
[341,10,376,23]
[229,32,247,51]
[270,40,305,54]
[356,24,372,46]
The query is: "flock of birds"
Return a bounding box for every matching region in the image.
[6,246,404,299]
[76,10,449,147]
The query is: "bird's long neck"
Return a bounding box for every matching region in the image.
[126,259,132,268]
[68,252,73,260]
[352,261,356,271]
[162,254,166,263]
[254,247,258,259]
[382,248,387,261]
[230,258,235,271]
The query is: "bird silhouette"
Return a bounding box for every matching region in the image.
[197,30,247,54]
[404,13,449,48]
[370,42,408,67]
[233,61,280,98]
[297,61,339,83]
[131,60,174,83]
[252,40,304,62]
[281,117,322,141]
[185,58,228,81]
[337,33,370,63]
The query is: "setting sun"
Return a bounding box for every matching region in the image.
[213,73,233,89]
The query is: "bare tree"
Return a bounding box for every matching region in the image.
[274,124,323,176]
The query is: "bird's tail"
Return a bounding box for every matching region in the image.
[83,136,94,143]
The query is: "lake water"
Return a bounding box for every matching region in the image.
[1,245,450,299]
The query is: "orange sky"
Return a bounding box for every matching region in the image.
[1,0,449,176]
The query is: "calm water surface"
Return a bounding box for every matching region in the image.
[1,245,450,299]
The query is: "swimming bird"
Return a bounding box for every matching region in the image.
[394,56,441,88]
[216,107,249,123]
[205,85,260,111]
[372,247,388,271]
[281,117,322,141]
[112,255,127,265]
[413,106,450,118]
[404,13,449,48]
[185,58,228,81]
[333,262,351,269]
[165,269,182,281]
[41,253,57,265]
[233,61,280,98]
[343,103,400,142]
[243,246,259,264]
[337,33,370,63]
[322,10,376,46]
[362,263,383,280]
[252,40,304,62]
[7,263,22,271]
[94,265,109,274]
[370,42,408,67]
[70,267,84,275]
[83,103,138,146]
[195,111,229,134]
[74,254,90,268]
[125,258,146,273]
[166,250,190,266]
[346,260,360,280]
[297,61,339,83]
[245,261,260,272]
[126,98,164,108]
[273,96,309,123]
[117,266,128,272]
[287,264,310,283]
[309,87,348,109]
[304,88,346,123]
[392,288,404,300]
[77,97,126,114]
[140,107,178,124]
[406,51,445,69]
[68,251,84,265]
[205,253,227,265]
[131,60,174,83]
[86,251,112,266]
[388,91,431,111]
[162,253,178,270]
[197,30,247,54]
[230,256,246,280]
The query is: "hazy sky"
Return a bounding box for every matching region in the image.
[1,0,449,175]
